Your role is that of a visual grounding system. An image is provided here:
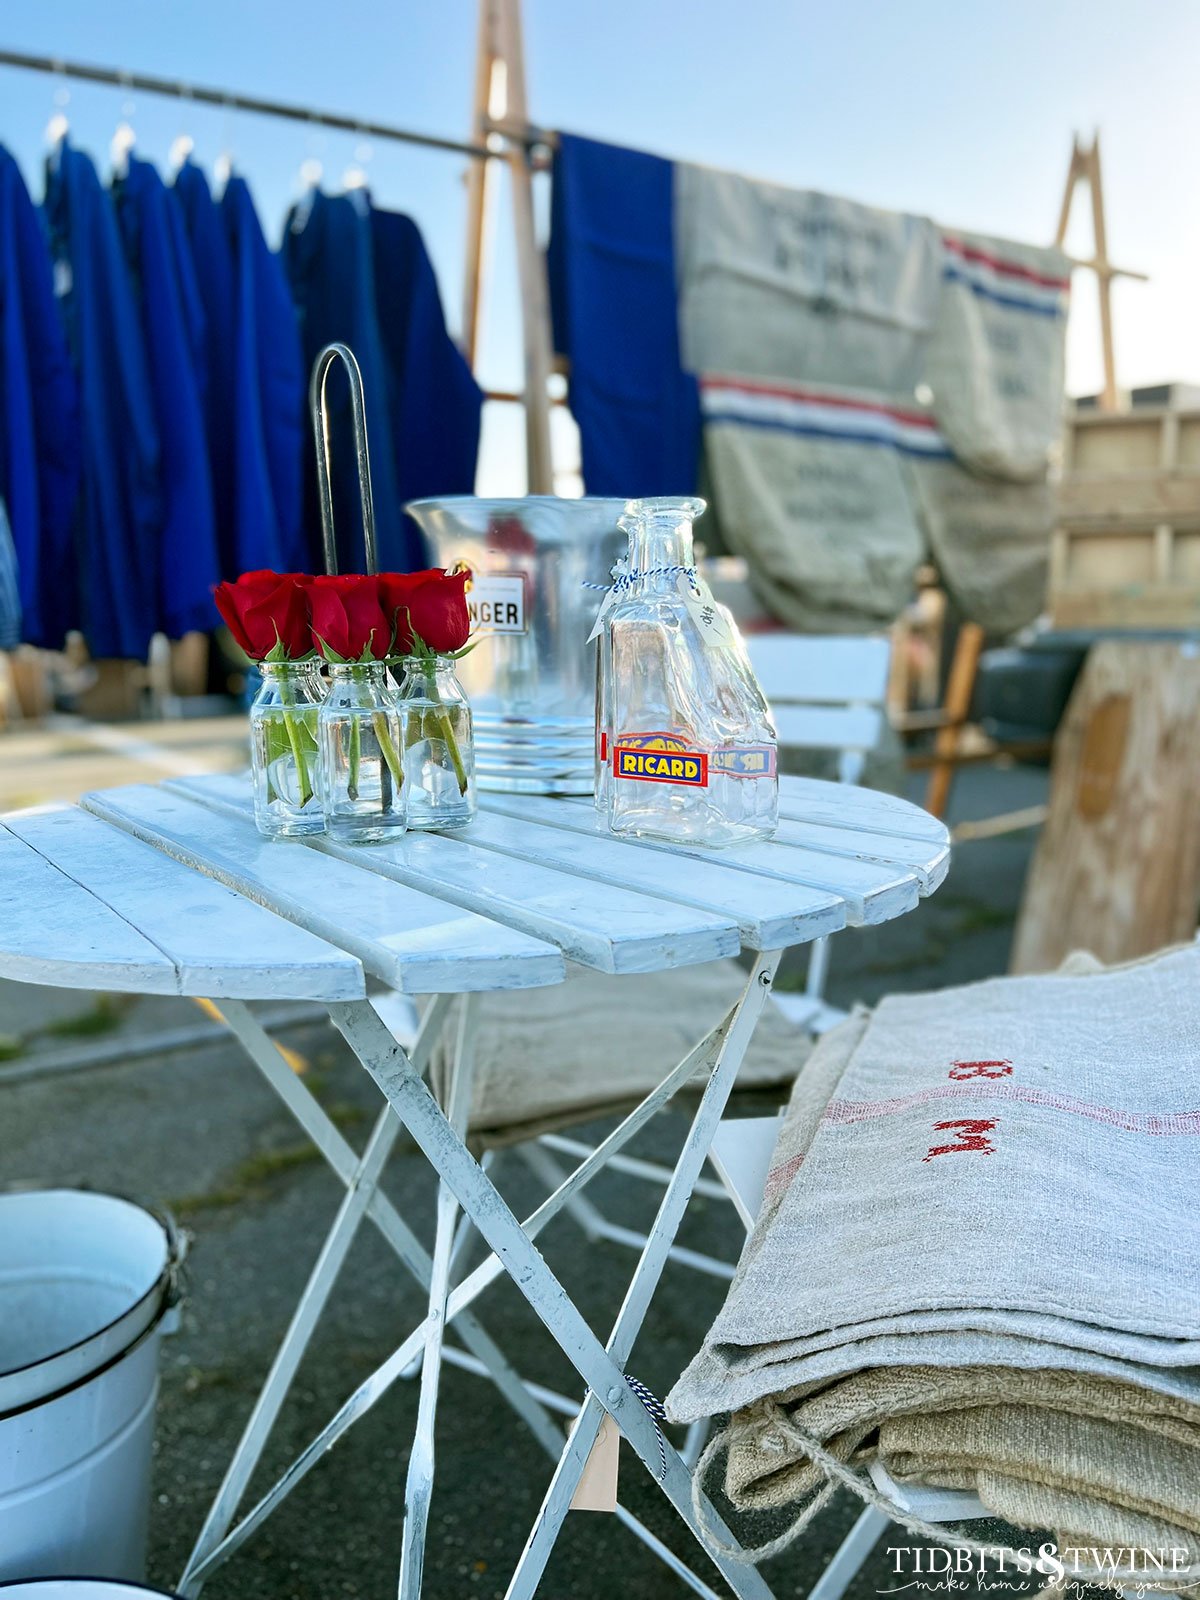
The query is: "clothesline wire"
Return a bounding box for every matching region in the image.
[0,47,548,163]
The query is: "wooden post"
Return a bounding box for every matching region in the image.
[923,621,985,820]
[461,0,499,369]
[466,0,556,493]
[1054,132,1147,414]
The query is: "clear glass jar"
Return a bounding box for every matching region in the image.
[249,660,326,839]
[605,496,779,847]
[593,551,630,813]
[318,663,406,843]
[394,658,476,829]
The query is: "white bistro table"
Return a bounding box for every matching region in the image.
[0,773,949,1599]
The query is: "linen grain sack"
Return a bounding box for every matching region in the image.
[699,377,937,631]
[675,165,941,395]
[904,450,1055,635]
[923,231,1070,481]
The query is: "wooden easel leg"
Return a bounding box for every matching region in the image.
[493,0,555,493]
[461,0,498,369]
[924,621,985,820]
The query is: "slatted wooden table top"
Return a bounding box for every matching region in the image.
[0,775,950,1000]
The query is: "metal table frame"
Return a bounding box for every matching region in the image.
[179,956,782,1600]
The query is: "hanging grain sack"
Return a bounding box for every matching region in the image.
[699,376,940,630]
[904,447,1055,635]
[675,164,942,396]
[923,231,1070,481]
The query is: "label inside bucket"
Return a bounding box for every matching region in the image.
[468,574,526,634]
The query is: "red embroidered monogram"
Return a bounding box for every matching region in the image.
[923,1117,999,1162]
[948,1059,1013,1080]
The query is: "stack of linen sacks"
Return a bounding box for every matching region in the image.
[668,946,1200,1569]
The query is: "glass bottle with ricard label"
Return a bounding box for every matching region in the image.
[604,496,778,846]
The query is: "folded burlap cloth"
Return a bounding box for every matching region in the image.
[428,960,809,1149]
[667,947,1200,1578]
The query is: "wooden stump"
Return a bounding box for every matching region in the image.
[1011,640,1200,972]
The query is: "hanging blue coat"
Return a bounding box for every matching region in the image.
[114,154,219,638]
[283,190,480,572]
[172,158,236,576]
[0,144,81,648]
[174,163,305,580]
[547,133,699,496]
[43,142,160,660]
[371,209,482,516]
[222,175,305,576]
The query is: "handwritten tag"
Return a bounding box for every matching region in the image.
[677,572,733,649]
[570,1414,620,1512]
[586,586,620,645]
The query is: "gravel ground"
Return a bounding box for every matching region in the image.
[0,764,1047,1600]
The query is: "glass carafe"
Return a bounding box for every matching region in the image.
[394,658,477,829]
[604,497,778,847]
[318,663,406,843]
[249,660,326,838]
[593,550,630,813]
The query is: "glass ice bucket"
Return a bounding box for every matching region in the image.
[406,496,625,794]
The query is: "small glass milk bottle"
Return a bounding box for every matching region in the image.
[604,497,778,847]
[394,658,476,829]
[249,660,326,838]
[318,662,406,843]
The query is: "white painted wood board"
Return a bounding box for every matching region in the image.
[3,805,365,1000]
[82,785,564,995]
[169,774,742,975]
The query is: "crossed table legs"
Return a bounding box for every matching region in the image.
[178,953,783,1599]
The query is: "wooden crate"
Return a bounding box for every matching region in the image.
[1049,407,1200,629]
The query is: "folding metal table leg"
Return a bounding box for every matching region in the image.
[329,956,781,1600]
[182,1018,731,1588]
[501,953,782,1600]
[399,996,478,1597]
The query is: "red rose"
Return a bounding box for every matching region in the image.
[379,568,471,655]
[308,574,392,661]
[213,570,312,660]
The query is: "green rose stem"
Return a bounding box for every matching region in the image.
[404,664,467,796]
[372,711,404,794]
[347,713,361,802]
[277,672,314,808]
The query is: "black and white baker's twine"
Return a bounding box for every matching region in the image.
[624,1375,668,1481]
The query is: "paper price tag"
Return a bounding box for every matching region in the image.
[677,572,733,649]
[586,586,619,644]
[569,1414,620,1512]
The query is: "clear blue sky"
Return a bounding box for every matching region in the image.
[2,0,1197,493]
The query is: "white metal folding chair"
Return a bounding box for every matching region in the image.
[518,633,894,1278]
[746,633,891,1038]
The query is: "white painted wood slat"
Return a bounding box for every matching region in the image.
[746,635,891,706]
[769,817,951,893]
[771,703,883,754]
[82,785,564,995]
[168,775,741,974]
[448,806,846,951]
[482,794,920,926]
[0,821,178,993]
[778,775,950,845]
[3,806,365,1000]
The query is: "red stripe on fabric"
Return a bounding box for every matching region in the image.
[699,375,937,430]
[762,1150,805,1203]
[823,1084,1200,1135]
[941,236,1071,291]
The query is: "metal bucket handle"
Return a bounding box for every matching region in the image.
[308,342,379,576]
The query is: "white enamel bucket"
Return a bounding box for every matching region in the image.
[0,1585,181,1599]
[0,1192,183,1582]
